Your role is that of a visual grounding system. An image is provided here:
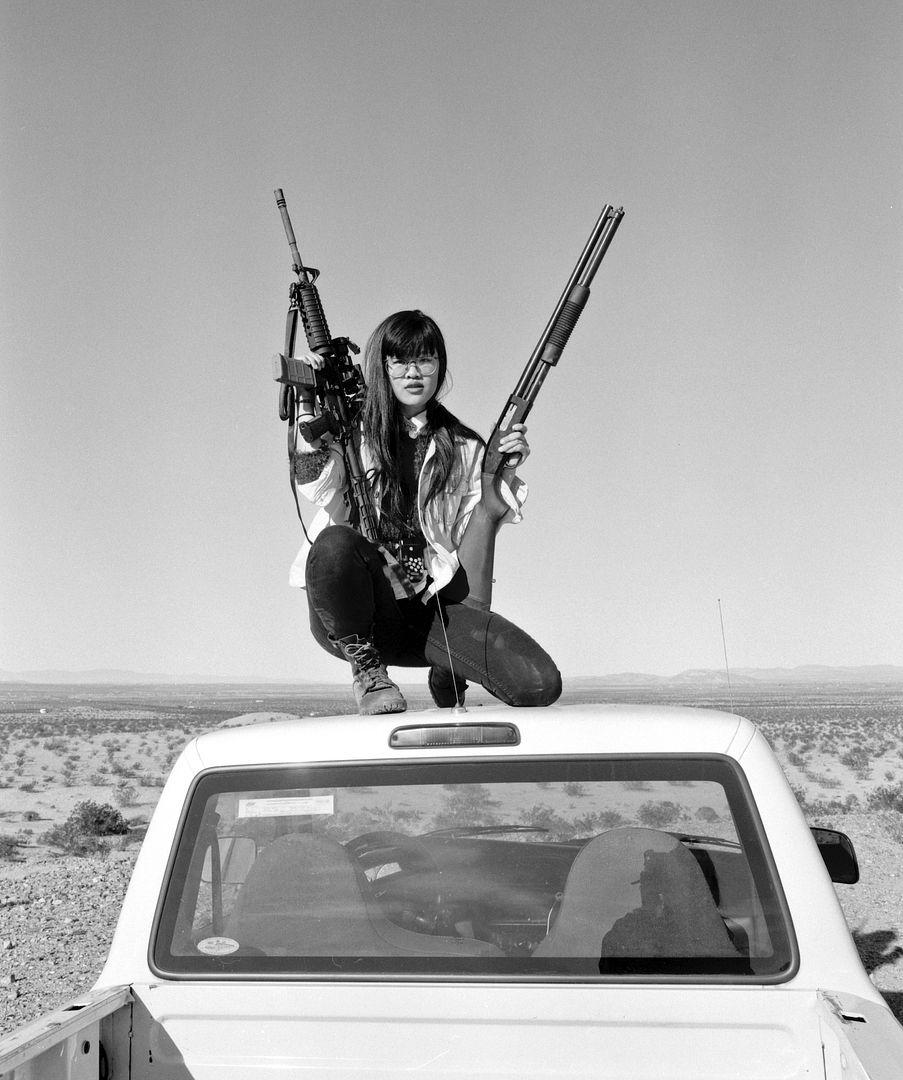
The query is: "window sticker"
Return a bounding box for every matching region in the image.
[197,937,239,956]
[238,795,335,818]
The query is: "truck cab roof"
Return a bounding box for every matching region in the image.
[187,703,756,770]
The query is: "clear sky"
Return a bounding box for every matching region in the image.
[2,1,901,682]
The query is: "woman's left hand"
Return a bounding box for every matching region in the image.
[478,423,530,522]
[496,422,530,466]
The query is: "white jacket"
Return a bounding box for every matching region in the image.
[288,425,526,599]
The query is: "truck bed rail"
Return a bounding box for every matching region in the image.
[0,985,131,1080]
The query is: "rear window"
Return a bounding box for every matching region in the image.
[152,756,795,982]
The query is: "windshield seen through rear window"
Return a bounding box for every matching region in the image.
[153,756,794,981]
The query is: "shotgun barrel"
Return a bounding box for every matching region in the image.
[482,204,624,476]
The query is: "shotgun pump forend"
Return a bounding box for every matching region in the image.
[482,203,624,477]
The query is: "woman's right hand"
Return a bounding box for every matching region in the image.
[277,351,331,448]
[295,349,326,371]
[271,350,326,372]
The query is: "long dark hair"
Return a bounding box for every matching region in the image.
[362,310,483,520]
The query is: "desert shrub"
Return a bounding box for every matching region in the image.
[0,835,23,860]
[42,822,108,857]
[518,805,577,839]
[867,784,903,814]
[808,772,842,789]
[341,803,423,833]
[42,800,131,856]
[637,800,682,828]
[840,747,872,778]
[794,787,860,817]
[695,805,721,823]
[433,785,500,829]
[72,801,130,834]
[563,782,585,797]
[573,810,627,833]
[114,781,138,807]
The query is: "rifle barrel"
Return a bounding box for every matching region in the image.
[274,188,304,275]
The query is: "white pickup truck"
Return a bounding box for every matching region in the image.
[1,703,901,1079]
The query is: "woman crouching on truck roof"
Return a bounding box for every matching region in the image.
[289,308,561,715]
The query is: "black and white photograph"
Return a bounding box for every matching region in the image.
[2,0,902,1071]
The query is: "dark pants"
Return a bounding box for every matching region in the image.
[305,526,562,707]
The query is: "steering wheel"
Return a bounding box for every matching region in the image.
[346,831,447,934]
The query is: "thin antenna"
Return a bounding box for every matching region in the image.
[717,598,734,713]
[434,595,467,714]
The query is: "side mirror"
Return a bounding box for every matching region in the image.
[201,835,257,885]
[811,827,859,884]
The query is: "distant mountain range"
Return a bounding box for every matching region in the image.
[3,664,903,686]
[0,668,304,686]
[568,664,903,687]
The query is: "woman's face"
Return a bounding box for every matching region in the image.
[385,354,440,417]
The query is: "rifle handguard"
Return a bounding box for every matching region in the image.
[294,278,332,355]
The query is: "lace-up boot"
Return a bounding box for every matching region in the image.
[334,635,407,715]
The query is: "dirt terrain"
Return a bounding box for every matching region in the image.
[1,681,901,1035]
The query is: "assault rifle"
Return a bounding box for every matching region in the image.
[483,203,624,475]
[271,188,378,541]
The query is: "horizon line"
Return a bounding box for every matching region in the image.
[4,661,903,687]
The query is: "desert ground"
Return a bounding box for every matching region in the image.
[1,679,901,1036]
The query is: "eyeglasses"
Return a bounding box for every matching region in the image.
[385,356,439,378]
